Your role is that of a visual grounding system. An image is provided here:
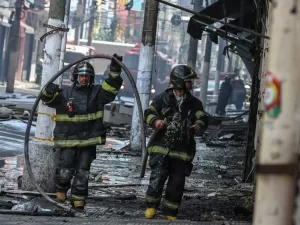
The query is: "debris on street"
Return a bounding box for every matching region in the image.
[0,112,253,223]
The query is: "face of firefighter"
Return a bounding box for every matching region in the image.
[185,81,193,90]
[174,89,185,96]
[78,75,90,86]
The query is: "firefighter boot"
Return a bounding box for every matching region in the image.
[165,216,177,221]
[145,208,157,219]
[72,200,85,209]
[56,192,66,202]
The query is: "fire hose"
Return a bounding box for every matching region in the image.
[24,54,147,213]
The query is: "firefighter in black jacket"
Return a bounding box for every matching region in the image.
[40,54,123,209]
[144,65,208,220]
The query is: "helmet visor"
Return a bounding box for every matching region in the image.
[77,71,94,76]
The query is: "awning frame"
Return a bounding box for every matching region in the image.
[154,0,269,40]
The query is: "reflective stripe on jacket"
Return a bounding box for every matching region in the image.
[42,70,123,148]
[144,90,208,161]
[148,146,194,162]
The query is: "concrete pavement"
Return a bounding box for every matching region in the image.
[0,81,40,97]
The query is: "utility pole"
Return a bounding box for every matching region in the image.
[5,0,23,93]
[59,0,71,71]
[187,0,203,71]
[213,37,225,96]
[74,0,83,45]
[0,26,6,83]
[253,1,299,225]
[111,0,117,42]
[161,5,167,40]
[22,0,67,192]
[130,0,159,152]
[200,35,212,108]
[80,0,87,38]
[87,0,97,46]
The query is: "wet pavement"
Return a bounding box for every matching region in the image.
[0,117,253,224]
[0,120,35,157]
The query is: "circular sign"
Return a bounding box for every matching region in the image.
[264,72,281,118]
[171,14,181,26]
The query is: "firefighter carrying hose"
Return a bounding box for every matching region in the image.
[40,54,123,209]
[144,65,208,220]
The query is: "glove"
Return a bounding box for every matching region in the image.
[153,119,167,129]
[189,124,202,132]
[44,83,60,96]
[110,53,123,72]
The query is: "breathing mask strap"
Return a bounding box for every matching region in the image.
[173,89,186,112]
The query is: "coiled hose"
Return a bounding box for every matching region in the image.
[24,54,147,212]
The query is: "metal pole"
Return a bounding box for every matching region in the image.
[80,0,87,38]
[213,37,225,96]
[0,25,6,83]
[5,0,23,93]
[74,0,83,45]
[59,0,71,71]
[188,0,203,95]
[87,0,97,46]
[130,0,159,152]
[200,35,212,108]
[25,34,34,81]
[187,0,203,71]
[111,0,117,42]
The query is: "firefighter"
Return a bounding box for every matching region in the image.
[215,75,232,116]
[40,54,123,209]
[144,65,208,220]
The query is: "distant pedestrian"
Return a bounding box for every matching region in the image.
[216,76,232,115]
[230,76,246,110]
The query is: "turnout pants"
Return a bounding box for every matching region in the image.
[55,146,96,202]
[145,154,192,217]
